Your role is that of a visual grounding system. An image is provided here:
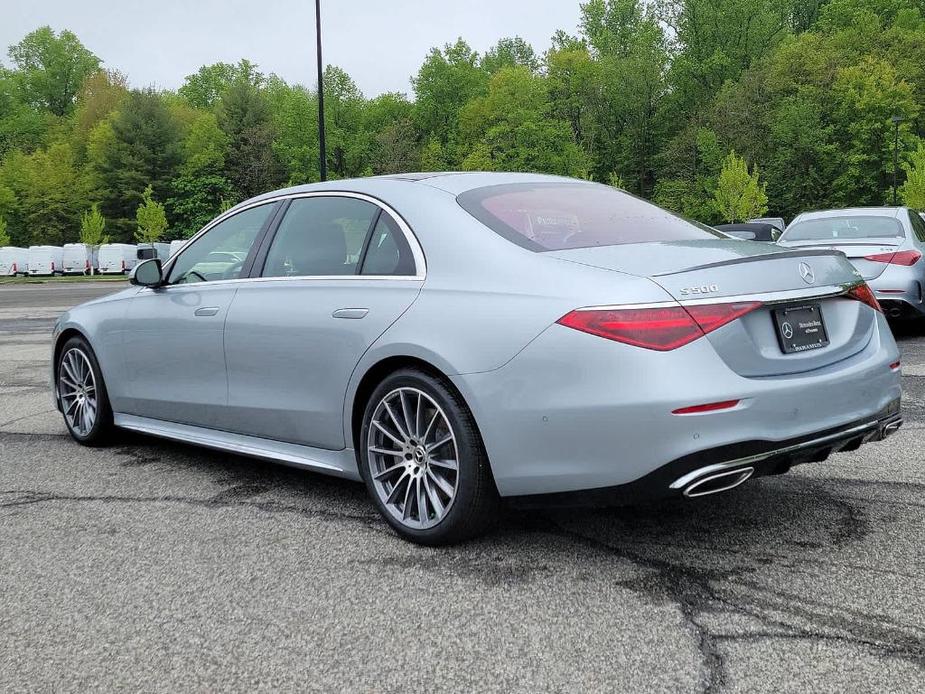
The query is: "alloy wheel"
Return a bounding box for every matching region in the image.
[59,348,98,437]
[367,387,459,530]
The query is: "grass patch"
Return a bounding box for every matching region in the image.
[0,274,129,285]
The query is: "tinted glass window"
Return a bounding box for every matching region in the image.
[168,203,275,284]
[457,182,723,252]
[782,216,905,242]
[262,197,378,277]
[361,214,415,275]
[908,210,925,242]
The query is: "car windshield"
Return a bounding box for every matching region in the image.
[782,215,904,242]
[456,182,723,252]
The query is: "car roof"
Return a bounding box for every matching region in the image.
[232,172,584,212]
[793,207,907,221]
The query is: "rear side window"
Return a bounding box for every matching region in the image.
[360,214,415,276]
[782,216,905,242]
[456,182,723,252]
[262,197,378,277]
[907,210,925,242]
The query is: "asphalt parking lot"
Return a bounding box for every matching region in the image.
[1,282,923,692]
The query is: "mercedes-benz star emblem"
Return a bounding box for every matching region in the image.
[799,261,815,284]
[782,322,794,339]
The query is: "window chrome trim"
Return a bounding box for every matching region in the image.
[162,190,426,283]
[574,282,860,312]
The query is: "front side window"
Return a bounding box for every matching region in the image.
[168,204,276,284]
[457,182,724,252]
[781,216,905,242]
[262,197,379,277]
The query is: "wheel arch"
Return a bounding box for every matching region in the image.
[348,355,489,468]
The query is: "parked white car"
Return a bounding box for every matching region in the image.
[0,246,29,276]
[168,239,186,257]
[97,244,138,274]
[27,246,64,276]
[62,243,99,275]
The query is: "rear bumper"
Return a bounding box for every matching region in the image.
[453,312,901,497]
[869,267,925,317]
[510,404,902,507]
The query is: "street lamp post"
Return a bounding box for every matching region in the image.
[892,115,903,205]
[315,0,327,182]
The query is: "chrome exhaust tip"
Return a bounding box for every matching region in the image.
[683,467,754,498]
[881,419,902,438]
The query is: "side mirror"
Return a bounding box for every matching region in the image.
[130,258,163,287]
[771,229,783,242]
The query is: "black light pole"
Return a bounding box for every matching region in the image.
[315,0,327,181]
[892,115,903,205]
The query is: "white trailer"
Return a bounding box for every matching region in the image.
[62,243,99,275]
[169,239,187,257]
[136,242,171,261]
[98,243,138,274]
[0,247,29,276]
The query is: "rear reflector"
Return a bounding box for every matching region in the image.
[672,400,740,415]
[864,250,922,266]
[845,283,882,312]
[557,301,762,351]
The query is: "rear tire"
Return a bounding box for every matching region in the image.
[57,336,115,446]
[359,368,499,545]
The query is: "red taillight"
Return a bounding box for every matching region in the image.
[846,283,882,312]
[864,250,922,266]
[121,259,126,270]
[673,400,740,415]
[51,261,55,271]
[85,259,90,269]
[890,360,901,371]
[557,301,762,351]
[11,263,15,272]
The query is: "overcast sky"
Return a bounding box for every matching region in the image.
[2,0,582,97]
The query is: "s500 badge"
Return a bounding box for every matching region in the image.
[679,284,719,296]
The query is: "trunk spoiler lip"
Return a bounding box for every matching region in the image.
[650,247,846,277]
[573,280,865,312]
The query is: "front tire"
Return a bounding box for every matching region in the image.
[359,368,499,545]
[57,336,115,446]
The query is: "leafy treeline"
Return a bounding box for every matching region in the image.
[2,0,925,246]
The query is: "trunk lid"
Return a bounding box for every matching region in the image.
[776,238,901,280]
[549,240,874,377]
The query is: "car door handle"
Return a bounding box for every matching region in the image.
[332,308,369,319]
[194,307,220,317]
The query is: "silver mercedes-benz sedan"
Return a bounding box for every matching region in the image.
[52,173,902,544]
[779,207,925,320]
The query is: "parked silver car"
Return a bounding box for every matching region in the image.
[52,173,902,544]
[779,207,925,319]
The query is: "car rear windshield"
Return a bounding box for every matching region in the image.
[456,182,723,252]
[782,216,905,242]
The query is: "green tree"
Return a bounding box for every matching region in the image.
[900,141,925,209]
[135,185,168,244]
[0,142,89,245]
[90,88,182,240]
[482,37,539,74]
[713,151,769,222]
[7,26,100,116]
[178,60,263,109]
[79,203,108,275]
[216,79,284,199]
[412,39,488,160]
[0,215,10,246]
[458,66,589,176]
